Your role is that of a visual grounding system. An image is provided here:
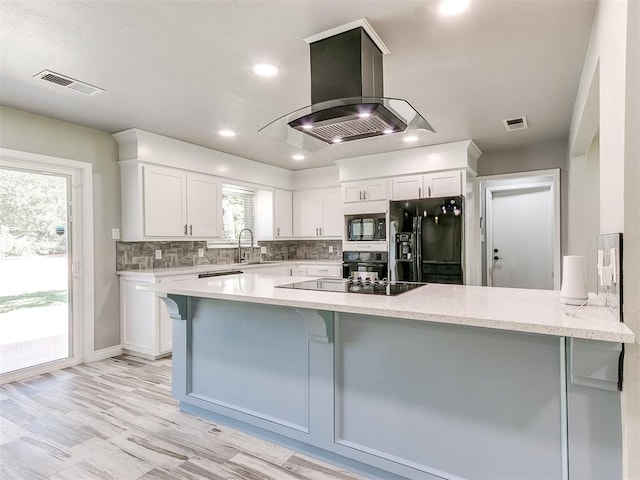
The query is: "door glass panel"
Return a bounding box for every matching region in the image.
[0,168,71,374]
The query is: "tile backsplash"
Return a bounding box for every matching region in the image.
[116,239,343,271]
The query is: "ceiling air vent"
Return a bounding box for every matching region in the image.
[34,70,104,96]
[503,116,528,131]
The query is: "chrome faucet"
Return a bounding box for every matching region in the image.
[237,228,254,263]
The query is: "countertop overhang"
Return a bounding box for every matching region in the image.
[138,273,635,344]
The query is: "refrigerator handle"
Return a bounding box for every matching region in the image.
[412,217,420,282]
[415,216,422,282]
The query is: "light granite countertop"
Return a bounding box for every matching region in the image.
[117,260,341,277]
[138,272,635,344]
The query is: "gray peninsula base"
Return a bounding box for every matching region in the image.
[164,295,622,480]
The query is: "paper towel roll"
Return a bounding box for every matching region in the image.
[560,255,588,305]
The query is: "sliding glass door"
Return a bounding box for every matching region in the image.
[0,167,73,374]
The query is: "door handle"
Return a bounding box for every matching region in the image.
[363,190,367,200]
[316,228,319,236]
[189,225,193,235]
[184,224,188,235]
[277,227,280,236]
[319,227,322,236]
[428,186,432,197]
[419,187,421,198]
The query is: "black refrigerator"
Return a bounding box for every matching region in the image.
[389,196,464,284]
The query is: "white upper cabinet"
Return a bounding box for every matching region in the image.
[143,165,188,237]
[293,187,341,238]
[321,187,342,237]
[144,166,221,238]
[120,161,221,241]
[293,189,321,237]
[392,171,463,200]
[186,172,221,237]
[342,178,389,203]
[274,189,293,238]
[425,171,463,198]
[391,174,423,200]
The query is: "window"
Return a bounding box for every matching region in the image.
[221,185,256,242]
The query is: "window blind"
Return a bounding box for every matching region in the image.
[221,185,256,242]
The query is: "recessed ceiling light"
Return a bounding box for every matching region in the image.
[439,0,470,16]
[403,135,418,143]
[218,129,236,137]
[292,154,305,161]
[253,63,279,77]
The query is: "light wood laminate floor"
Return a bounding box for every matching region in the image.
[0,355,367,480]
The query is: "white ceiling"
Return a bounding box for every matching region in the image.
[0,0,595,171]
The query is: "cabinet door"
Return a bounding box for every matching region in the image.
[363,179,389,201]
[274,190,293,238]
[342,181,364,202]
[392,175,423,200]
[425,171,462,197]
[293,190,321,237]
[306,264,342,278]
[157,297,172,354]
[251,265,290,276]
[186,173,221,237]
[321,187,343,237]
[290,266,307,276]
[143,165,187,237]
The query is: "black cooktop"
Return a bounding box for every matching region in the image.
[276,278,426,296]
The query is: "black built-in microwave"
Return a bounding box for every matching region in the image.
[346,214,386,241]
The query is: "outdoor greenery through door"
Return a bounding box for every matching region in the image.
[0,167,71,374]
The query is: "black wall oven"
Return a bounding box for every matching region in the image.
[342,251,389,280]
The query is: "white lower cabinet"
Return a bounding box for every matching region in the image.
[120,273,196,359]
[120,263,342,359]
[289,265,307,276]
[305,264,342,278]
[247,264,291,276]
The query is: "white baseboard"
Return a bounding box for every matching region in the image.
[93,345,123,362]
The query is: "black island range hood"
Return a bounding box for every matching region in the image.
[259,19,434,151]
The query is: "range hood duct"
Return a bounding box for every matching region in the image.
[259,19,434,151]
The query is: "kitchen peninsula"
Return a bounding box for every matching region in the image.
[140,273,634,480]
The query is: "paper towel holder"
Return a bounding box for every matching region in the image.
[560,255,588,305]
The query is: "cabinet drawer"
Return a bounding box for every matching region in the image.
[157,274,197,283]
[306,265,342,278]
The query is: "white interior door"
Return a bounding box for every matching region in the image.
[487,185,555,289]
